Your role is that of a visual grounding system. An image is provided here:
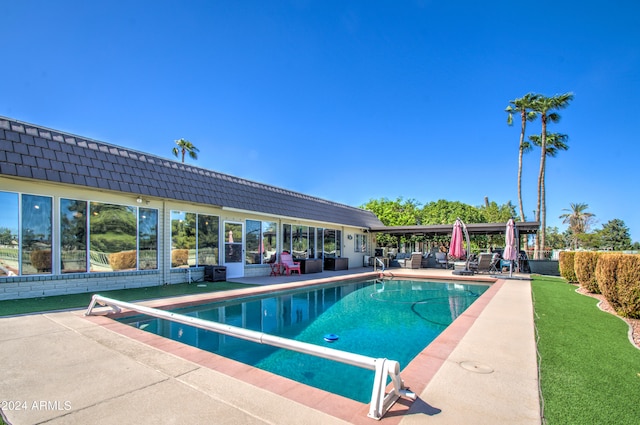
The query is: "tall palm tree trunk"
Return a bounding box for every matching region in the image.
[535,114,548,259]
[518,112,527,222]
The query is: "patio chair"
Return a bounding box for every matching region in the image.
[400,252,422,269]
[280,252,301,275]
[471,252,493,274]
[489,253,501,273]
[435,252,448,268]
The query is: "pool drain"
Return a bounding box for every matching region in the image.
[459,361,494,374]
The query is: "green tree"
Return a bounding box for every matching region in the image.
[505,93,539,222]
[559,202,595,249]
[545,226,565,249]
[478,197,517,223]
[597,219,632,250]
[361,197,422,246]
[172,138,199,163]
[420,199,484,225]
[532,93,574,258]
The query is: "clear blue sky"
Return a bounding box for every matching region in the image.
[2,1,639,242]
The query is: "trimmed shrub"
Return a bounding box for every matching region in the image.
[30,249,52,272]
[108,250,137,271]
[574,251,601,293]
[172,249,189,267]
[615,254,640,318]
[595,254,623,311]
[558,251,577,282]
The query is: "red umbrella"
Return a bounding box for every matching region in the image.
[503,219,518,276]
[448,219,465,259]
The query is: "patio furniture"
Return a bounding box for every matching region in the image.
[489,253,501,273]
[298,258,322,273]
[324,257,348,271]
[435,252,448,268]
[470,252,493,274]
[399,252,422,269]
[280,252,301,275]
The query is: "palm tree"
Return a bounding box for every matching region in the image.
[559,203,595,249]
[528,133,569,158]
[172,138,199,163]
[505,93,539,222]
[531,93,574,258]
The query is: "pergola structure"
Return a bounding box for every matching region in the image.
[368,221,540,238]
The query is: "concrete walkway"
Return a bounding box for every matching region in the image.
[0,269,540,425]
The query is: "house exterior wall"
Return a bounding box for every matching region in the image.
[0,176,371,300]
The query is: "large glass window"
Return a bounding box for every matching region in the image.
[171,211,196,267]
[355,234,367,253]
[282,224,291,253]
[0,192,19,276]
[246,220,277,265]
[22,194,53,275]
[323,229,342,258]
[316,227,324,259]
[60,199,87,273]
[246,220,261,265]
[62,200,158,273]
[263,221,277,262]
[171,211,220,268]
[198,214,219,266]
[292,225,309,259]
[138,208,158,270]
[90,202,137,271]
[1,192,158,276]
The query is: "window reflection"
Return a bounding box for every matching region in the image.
[171,211,196,267]
[224,222,243,263]
[198,214,219,266]
[22,194,52,275]
[139,208,158,270]
[292,225,308,259]
[0,192,19,277]
[245,220,277,265]
[90,202,136,271]
[60,199,87,273]
[171,211,220,268]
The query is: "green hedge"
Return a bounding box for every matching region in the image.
[108,250,137,271]
[613,254,640,319]
[171,249,189,267]
[558,251,577,282]
[595,253,622,311]
[562,251,639,318]
[574,251,601,293]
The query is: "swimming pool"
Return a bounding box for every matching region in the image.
[118,278,489,402]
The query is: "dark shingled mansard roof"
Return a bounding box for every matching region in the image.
[0,116,383,229]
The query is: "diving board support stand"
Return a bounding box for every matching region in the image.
[85,294,415,420]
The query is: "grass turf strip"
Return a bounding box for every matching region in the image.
[532,276,640,424]
[0,281,255,317]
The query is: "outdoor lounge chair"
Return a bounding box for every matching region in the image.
[400,252,422,269]
[435,252,448,268]
[280,252,301,275]
[489,253,501,273]
[470,252,493,273]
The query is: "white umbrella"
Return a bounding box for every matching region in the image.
[502,219,518,277]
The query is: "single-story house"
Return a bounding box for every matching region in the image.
[0,116,383,300]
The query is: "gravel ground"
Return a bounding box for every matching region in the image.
[575,285,640,349]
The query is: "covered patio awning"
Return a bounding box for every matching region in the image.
[368,221,539,237]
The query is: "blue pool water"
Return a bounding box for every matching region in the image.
[118,278,489,402]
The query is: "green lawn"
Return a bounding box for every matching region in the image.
[0,281,255,317]
[532,276,640,424]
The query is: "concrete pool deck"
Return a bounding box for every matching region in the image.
[0,268,540,424]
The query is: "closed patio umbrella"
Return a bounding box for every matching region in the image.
[502,219,518,277]
[448,219,464,259]
[450,218,473,275]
